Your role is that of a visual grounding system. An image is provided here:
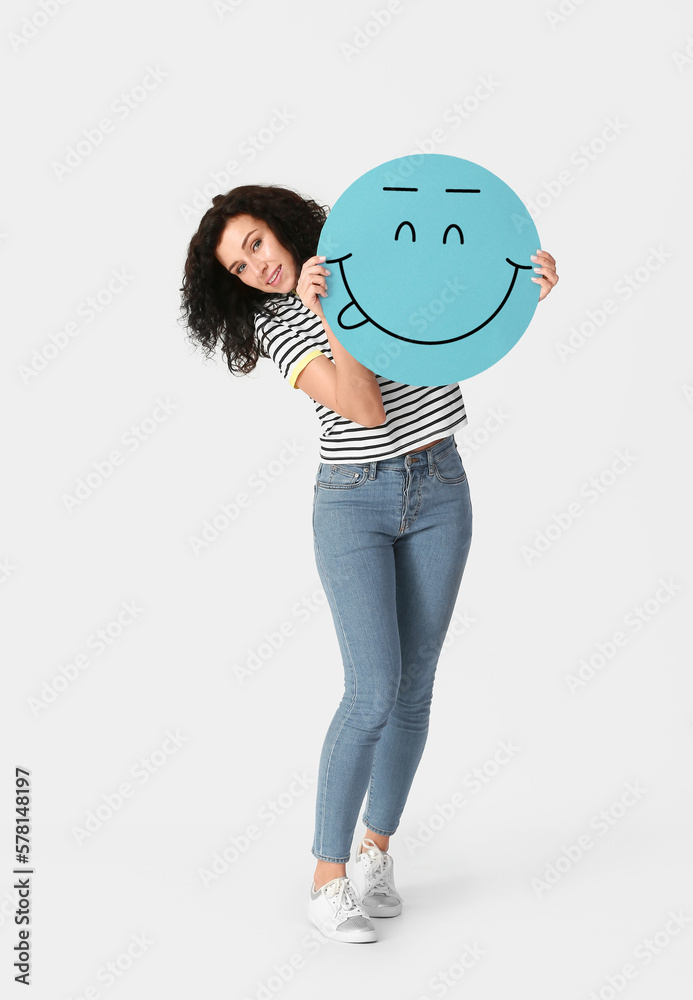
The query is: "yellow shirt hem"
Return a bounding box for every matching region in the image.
[289,348,324,388]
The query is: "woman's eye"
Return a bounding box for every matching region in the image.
[236,239,262,274]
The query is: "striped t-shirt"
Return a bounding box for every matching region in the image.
[254,293,468,461]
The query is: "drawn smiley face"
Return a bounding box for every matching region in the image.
[316,153,541,385]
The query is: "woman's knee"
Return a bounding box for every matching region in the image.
[345,688,399,733]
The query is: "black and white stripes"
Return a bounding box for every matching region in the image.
[254,294,468,461]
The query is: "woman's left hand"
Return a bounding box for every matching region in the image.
[531,250,559,301]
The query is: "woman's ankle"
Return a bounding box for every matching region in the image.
[313,860,346,890]
[360,829,390,853]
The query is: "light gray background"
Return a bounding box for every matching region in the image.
[3,0,692,997]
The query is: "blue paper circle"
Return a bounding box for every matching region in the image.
[317,153,541,385]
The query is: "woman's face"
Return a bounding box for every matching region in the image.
[215,213,297,293]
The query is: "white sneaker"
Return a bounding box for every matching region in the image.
[307,876,377,943]
[351,838,402,917]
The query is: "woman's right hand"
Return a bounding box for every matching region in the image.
[295,256,331,318]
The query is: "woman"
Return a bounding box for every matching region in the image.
[180,183,558,944]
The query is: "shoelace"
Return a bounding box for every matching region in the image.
[324,877,364,918]
[359,839,392,894]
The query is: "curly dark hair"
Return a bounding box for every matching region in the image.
[179,184,329,376]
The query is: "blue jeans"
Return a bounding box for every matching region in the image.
[311,434,473,862]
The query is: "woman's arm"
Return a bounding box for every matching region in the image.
[295,255,386,427]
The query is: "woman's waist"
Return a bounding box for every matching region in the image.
[318,435,456,469]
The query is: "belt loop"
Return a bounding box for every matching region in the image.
[427,447,435,476]
[368,460,377,480]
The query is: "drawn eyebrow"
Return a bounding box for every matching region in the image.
[381,187,481,193]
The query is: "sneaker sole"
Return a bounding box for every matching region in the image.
[360,900,402,918]
[307,908,378,943]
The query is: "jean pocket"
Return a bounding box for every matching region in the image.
[432,445,467,485]
[316,462,369,490]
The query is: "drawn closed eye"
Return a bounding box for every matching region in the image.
[394,221,416,242]
[443,224,464,244]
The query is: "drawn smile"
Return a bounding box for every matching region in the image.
[325,254,533,346]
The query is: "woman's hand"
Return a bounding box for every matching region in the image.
[295,255,331,317]
[531,250,559,301]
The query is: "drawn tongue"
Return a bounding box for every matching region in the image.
[338,300,369,329]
